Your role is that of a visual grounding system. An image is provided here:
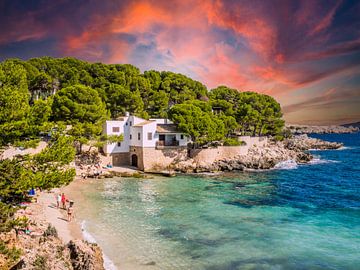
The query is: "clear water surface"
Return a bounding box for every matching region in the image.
[72,133,360,270]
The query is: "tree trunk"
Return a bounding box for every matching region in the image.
[258,124,264,136]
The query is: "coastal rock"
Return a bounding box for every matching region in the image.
[0,223,105,270]
[285,134,343,151]
[296,152,313,163]
[286,124,359,134]
[68,240,104,270]
[173,135,340,172]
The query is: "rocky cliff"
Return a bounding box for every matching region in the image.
[0,224,104,270]
[173,135,342,173]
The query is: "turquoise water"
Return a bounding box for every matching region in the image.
[73,133,360,270]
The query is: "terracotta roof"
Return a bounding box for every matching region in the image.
[156,124,181,133]
[133,120,155,127]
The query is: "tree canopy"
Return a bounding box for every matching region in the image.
[0,57,285,147]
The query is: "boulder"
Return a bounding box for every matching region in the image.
[67,240,104,270]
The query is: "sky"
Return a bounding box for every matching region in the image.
[0,0,359,125]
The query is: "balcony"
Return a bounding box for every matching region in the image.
[156,140,180,149]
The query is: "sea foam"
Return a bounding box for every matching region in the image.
[81,221,118,270]
[309,158,340,165]
[274,160,298,170]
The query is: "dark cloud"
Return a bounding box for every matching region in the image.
[0,0,359,124]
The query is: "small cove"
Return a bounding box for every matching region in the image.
[68,133,360,270]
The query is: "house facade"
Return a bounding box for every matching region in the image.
[103,115,189,171]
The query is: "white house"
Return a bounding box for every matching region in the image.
[103,114,189,171]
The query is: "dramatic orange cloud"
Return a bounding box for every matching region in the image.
[1,0,359,124]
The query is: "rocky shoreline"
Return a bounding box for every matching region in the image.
[1,229,104,270]
[287,124,359,134]
[0,192,104,270]
[173,135,343,173]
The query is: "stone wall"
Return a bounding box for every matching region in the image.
[111,152,130,166]
[129,146,144,170]
[237,136,268,148]
[130,146,188,171]
[190,146,248,166]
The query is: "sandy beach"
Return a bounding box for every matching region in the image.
[29,153,140,245]
[30,187,83,243]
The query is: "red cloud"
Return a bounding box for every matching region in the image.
[1,0,359,124]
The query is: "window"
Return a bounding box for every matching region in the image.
[180,134,184,140]
[138,132,141,140]
[130,121,132,126]
[117,142,121,147]
[130,134,132,140]
[112,127,120,132]
[126,122,128,126]
[147,132,152,140]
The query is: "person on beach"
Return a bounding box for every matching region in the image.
[67,201,74,221]
[61,193,66,209]
[56,193,61,208]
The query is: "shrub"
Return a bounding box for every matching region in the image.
[43,224,58,238]
[274,135,284,141]
[0,240,22,266]
[33,254,48,270]
[223,138,242,146]
[14,138,40,149]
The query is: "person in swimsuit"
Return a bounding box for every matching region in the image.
[67,206,73,221]
[67,201,74,221]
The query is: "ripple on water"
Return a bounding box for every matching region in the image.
[71,133,360,270]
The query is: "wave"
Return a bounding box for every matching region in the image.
[336,146,356,151]
[309,158,340,165]
[81,221,118,270]
[274,160,298,170]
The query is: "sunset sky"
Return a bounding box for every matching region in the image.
[0,0,359,124]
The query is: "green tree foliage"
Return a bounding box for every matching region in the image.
[0,135,75,204]
[0,158,32,203]
[0,56,285,148]
[209,86,284,136]
[168,102,225,147]
[105,84,144,118]
[52,84,107,124]
[0,60,31,144]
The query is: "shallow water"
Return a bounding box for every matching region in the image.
[71,133,360,270]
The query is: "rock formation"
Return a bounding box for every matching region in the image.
[0,224,104,270]
[286,124,359,134]
[68,240,104,270]
[173,135,341,173]
[284,134,343,150]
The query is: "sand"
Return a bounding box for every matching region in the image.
[26,159,140,246]
[30,186,83,244]
[0,141,48,160]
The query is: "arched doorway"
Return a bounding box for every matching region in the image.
[131,154,138,167]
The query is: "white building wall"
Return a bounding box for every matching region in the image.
[130,126,143,147]
[150,118,174,124]
[142,122,158,147]
[103,116,190,153]
[130,122,158,147]
[103,119,130,154]
[176,133,189,146]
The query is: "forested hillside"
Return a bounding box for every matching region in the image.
[0,57,284,146]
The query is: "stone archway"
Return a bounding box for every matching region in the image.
[131,154,138,167]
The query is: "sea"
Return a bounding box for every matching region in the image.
[69,133,360,270]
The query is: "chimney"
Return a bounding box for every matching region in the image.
[125,111,130,117]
